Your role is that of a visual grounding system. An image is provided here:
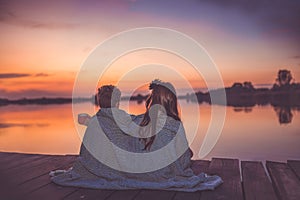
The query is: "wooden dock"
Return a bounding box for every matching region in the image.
[0,152,299,200]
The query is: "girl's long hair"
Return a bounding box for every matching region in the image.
[140,80,180,150]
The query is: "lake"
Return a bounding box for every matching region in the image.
[0,100,299,162]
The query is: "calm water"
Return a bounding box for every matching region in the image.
[0,100,299,162]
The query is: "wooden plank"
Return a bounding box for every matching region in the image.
[0,154,44,170]
[0,152,20,161]
[3,155,51,172]
[266,161,300,200]
[0,168,24,200]
[106,190,140,200]
[0,153,23,165]
[0,182,24,200]
[14,155,77,185]
[63,188,114,200]
[24,183,78,200]
[134,189,175,200]
[191,160,211,175]
[173,191,200,200]
[0,151,22,157]
[0,155,77,200]
[0,154,50,200]
[18,156,77,194]
[4,155,54,178]
[288,160,300,179]
[0,151,12,157]
[242,161,278,200]
[200,158,243,200]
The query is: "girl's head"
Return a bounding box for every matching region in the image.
[144,79,180,121]
[140,80,180,150]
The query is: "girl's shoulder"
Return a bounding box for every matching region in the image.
[162,117,182,134]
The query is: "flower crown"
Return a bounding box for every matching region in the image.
[149,79,176,95]
[149,79,163,90]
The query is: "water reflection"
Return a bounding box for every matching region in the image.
[233,107,253,113]
[274,106,293,124]
[129,97,299,125]
[0,102,299,162]
[121,93,299,124]
[230,105,297,125]
[0,122,49,128]
[0,104,81,155]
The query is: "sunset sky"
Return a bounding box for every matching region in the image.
[1,0,300,98]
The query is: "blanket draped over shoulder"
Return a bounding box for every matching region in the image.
[51,108,222,192]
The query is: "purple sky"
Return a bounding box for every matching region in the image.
[0,0,299,98]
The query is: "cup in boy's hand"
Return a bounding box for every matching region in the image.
[78,113,91,126]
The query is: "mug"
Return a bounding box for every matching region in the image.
[78,113,90,125]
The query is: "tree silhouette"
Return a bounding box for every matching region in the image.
[243,81,254,90]
[276,69,292,87]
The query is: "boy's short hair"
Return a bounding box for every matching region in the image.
[97,85,121,108]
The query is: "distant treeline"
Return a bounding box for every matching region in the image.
[194,82,300,107]
[194,69,300,107]
[1,70,299,108]
[0,97,92,106]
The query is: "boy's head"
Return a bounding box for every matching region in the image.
[97,85,121,108]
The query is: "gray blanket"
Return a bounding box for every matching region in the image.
[51,108,223,192]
